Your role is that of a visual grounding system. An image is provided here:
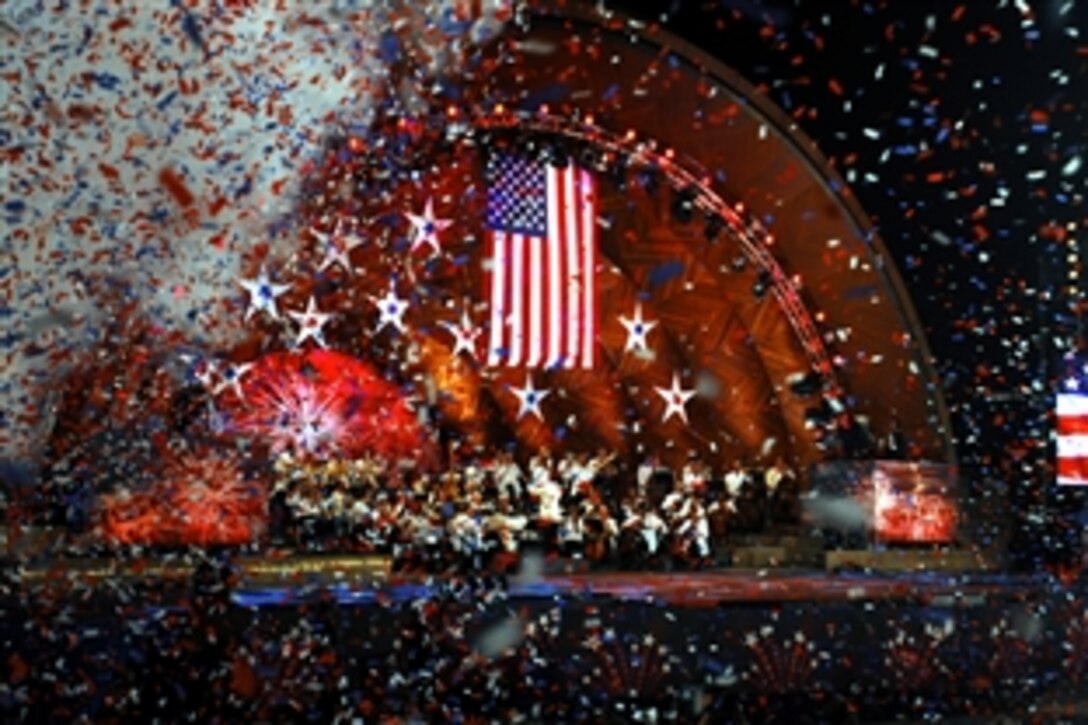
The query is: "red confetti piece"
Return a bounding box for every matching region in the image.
[67,104,98,124]
[159,167,196,208]
[208,196,228,217]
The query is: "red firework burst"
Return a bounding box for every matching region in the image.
[584,631,677,700]
[217,348,428,462]
[884,626,952,691]
[744,627,817,694]
[100,449,265,546]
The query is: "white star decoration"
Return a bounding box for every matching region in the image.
[655,373,697,424]
[440,309,482,358]
[511,374,550,420]
[312,219,364,274]
[288,296,333,347]
[406,197,453,255]
[372,282,409,333]
[215,362,253,398]
[619,302,658,354]
[239,266,291,321]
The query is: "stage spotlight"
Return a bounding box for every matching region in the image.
[704,212,724,242]
[752,269,772,299]
[670,185,698,224]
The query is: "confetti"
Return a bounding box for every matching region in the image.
[2,0,1085,721]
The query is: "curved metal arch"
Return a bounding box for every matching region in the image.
[495,1,955,464]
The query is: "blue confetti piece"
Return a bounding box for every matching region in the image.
[379,32,400,64]
[169,0,207,52]
[843,284,879,301]
[73,24,95,56]
[547,356,570,372]
[649,260,685,289]
[61,189,82,210]
[156,90,179,112]
[91,72,122,91]
[438,7,472,35]
[233,177,253,200]
[521,84,573,111]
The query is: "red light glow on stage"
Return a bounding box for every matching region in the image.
[872,463,958,544]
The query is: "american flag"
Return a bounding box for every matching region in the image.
[1057,392,1088,485]
[484,152,598,369]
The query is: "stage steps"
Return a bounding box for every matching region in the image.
[824,548,997,573]
[20,553,394,585]
[724,531,827,569]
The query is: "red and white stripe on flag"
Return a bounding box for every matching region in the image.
[485,160,598,370]
[1057,393,1088,485]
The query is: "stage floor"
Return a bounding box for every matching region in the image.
[20,553,1044,609]
[211,558,1041,609]
[522,569,1014,607]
